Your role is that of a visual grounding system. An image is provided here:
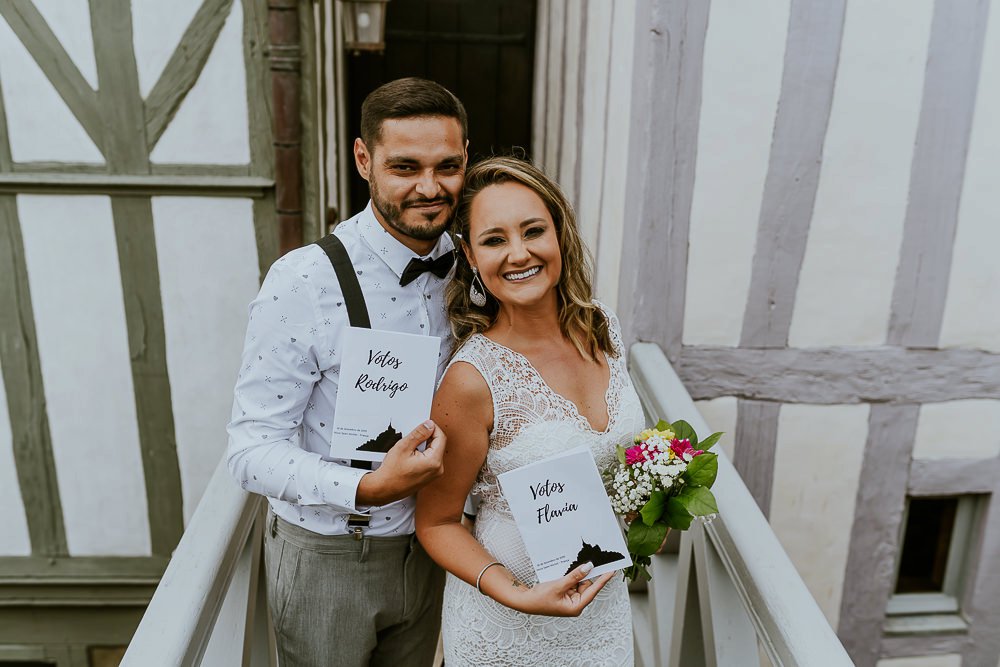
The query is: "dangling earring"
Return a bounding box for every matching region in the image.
[470,267,487,307]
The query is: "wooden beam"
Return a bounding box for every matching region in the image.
[0,0,105,156]
[242,0,279,280]
[90,0,147,172]
[908,457,1000,496]
[0,194,67,556]
[0,555,168,580]
[110,195,185,557]
[144,0,235,151]
[888,0,990,348]
[740,0,846,349]
[617,0,709,361]
[732,400,779,515]
[90,0,186,556]
[269,0,304,254]
[675,345,1000,404]
[0,172,273,197]
[838,405,918,666]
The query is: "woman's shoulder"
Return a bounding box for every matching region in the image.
[437,339,494,421]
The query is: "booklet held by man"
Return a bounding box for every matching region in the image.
[329,327,441,462]
[498,447,631,582]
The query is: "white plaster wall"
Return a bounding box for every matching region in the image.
[694,396,737,460]
[149,1,250,165]
[0,17,103,163]
[789,0,931,347]
[153,197,260,524]
[940,0,1000,353]
[769,403,869,629]
[877,656,962,667]
[593,1,635,313]
[31,0,98,88]
[18,195,151,556]
[912,400,1000,460]
[131,0,204,98]
[0,357,32,556]
[683,0,789,346]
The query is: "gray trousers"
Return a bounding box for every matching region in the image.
[264,513,444,667]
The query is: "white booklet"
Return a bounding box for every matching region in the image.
[497,447,631,582]
[329,327,441,462]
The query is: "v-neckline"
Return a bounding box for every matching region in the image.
[477,334,615,435]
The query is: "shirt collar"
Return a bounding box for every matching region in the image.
[358,201,456,280]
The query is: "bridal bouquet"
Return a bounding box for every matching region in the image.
[607,419,722,582]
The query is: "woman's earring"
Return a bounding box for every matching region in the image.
[470,267,487,307]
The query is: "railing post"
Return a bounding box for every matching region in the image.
[669,530,708,667]
[692,524,758,665]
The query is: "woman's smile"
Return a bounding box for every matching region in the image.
[504,266,542,281]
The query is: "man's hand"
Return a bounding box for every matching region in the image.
[355,420,446,506]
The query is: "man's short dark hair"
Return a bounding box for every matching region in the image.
[360,78,468,150]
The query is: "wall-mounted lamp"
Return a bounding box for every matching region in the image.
[341,0,390,53]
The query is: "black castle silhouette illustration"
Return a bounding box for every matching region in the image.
[356,422,404,453]
[564,539,625,575]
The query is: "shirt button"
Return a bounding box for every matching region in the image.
[425,294,431,300]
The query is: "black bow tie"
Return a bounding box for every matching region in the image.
[399,251,455,286]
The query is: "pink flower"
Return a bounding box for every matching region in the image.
[669,438,703,459]
[625,445,655,466]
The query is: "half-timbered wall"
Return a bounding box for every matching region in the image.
[536,1,1000,665]
[0,0,275,661]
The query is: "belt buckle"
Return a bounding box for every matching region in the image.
[347,513,369,540]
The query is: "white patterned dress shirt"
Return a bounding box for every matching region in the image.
[227,203,454,536]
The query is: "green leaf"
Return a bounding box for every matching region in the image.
[675,486,719,516]
[663,496,694,530]
[671,420,697,446]
[699,432,723,450]
[654,419,672,433]
[616,444,627,466]
[640,490,667,526]
[683,452,718,487]
[627,520,669,557]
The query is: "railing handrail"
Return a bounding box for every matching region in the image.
[629,342,853,666]
[121,458,262,667]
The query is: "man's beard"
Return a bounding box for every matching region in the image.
[369,177,454,242]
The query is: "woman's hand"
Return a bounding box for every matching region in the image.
[497,562,616,617]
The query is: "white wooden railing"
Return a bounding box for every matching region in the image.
[628,343,853,666]
[121,459,275,667]
[123,342,853,666]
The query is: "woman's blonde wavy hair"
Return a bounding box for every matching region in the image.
[447,156,614,361]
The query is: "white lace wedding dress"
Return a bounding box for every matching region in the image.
[441,306,645,667]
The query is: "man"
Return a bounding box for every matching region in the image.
[228,78,468,666]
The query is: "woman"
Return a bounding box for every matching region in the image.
[415,157,645,666]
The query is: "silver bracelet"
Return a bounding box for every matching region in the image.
[475,561,505,595]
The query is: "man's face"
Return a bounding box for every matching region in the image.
[354,116,467,251]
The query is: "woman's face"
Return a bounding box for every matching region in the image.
[466,181,562,311]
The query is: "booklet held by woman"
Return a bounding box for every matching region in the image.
[498,448,631,582]
[329,327,441,462]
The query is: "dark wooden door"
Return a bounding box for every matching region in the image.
[346,0,537,215]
